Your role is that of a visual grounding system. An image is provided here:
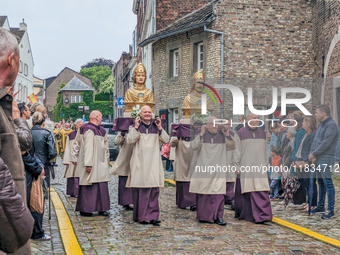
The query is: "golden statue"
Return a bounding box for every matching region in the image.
[182,70,213,118]
[124,62,155,113]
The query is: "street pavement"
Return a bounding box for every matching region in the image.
[32,157,340,254]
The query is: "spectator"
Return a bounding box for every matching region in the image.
[18,102,32,129]
[0,27,33,254]
[234,115,246,132]
[268,122,280,158]
[277,118,290,156]
[35,105,54,133]
[270,147,282,200]
[309,105,340,219]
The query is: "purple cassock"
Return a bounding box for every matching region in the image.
[234,177,243,218]
[75,122,110,213]
[66,131,79,197]
[118,176,133,206]
[224,182,235,205]
[195,130,228,222]
[176,181,196,209]
[131,122,162,222]
[235,125,273,223]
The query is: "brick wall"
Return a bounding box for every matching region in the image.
[45,68,93,117]
[156,0,211,31]
[152,0,314,125]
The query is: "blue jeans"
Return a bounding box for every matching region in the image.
[314,157,335,212]
[270,179,280,198]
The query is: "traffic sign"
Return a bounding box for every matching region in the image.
[118,97,124,106]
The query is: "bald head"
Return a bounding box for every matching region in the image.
[247,113,260,129]
[140,105,152,124]
[89,110,102,126]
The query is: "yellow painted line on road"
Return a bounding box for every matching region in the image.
[163,179,340,248]
[272,217,340,248]
[50,188,83,255]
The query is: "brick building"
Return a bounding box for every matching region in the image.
[139,0,314,128]
[113,52,132,118]
[44,67,93,119]
[312,0,340,123]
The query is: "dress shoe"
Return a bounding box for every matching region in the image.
[80,212,93,217]
[70,195,77,198]
[230,203,235,211]
[99,211,110,216]
[139,221,149,225]
[190,205,196,212]
[123,205,133,210]
[198,220,212,224]
[214,218,227,225]
[150,219,161,225]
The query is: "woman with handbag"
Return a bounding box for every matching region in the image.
[29,111,57,240]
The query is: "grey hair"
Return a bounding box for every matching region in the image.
[0,27,19,62]
[74,118,84,125]
[287,127,297,136]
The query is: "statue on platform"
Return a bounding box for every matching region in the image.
[124,62,155,113]
[182,70,213,118]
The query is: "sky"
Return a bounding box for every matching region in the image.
[1,0,136,79]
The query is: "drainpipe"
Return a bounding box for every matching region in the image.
[204,25,225,119]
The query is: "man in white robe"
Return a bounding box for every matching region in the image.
[110,131,133,209]
[234,113,272,223]
[74,111,111,217]
[189,116,235,225]
[126,105,169,225]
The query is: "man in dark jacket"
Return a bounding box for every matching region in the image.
[0,27,32,254]
[309,105,340,219]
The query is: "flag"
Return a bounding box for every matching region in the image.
[13,87,23,98]
[28,93,38,104]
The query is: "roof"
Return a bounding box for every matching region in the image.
[45,76,56,89]
[139,1,216,47]
[36,90,44,97]
[59,76,95,92]
[10,28,25,42]
[0,16,7,27]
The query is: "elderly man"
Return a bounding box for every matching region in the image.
[63,119,84,197]
[189,116,235,225]
[0,27,32,254]
[74,111,111,216]
[110,131,133,209]
[234,113,272,223]
[61,123,72,158]
[126,105,169,225]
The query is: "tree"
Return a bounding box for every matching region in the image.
[99,75,114,93]
[80,65,112,90]
[81,58,115,69]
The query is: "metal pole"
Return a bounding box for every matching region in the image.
[204,25,225,119]
[49,171,51,220]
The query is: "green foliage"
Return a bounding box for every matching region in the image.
[95,91,113,101]
[90,101,112,117]
[80,66,112,90]
[53,84,66,121]
[99,75,114,93]
[81,91,94,105]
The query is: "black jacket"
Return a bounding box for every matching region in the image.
[30,125,57,165]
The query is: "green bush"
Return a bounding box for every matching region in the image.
[95,91,112,101]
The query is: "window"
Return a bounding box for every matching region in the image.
[197,42,204,71]
[172,109,179,124]
[24,64,28,76]
[173,50,179,77]
[71,95,83,103]
[19,61,23,73]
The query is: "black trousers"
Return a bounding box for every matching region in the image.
[31,210,44,239]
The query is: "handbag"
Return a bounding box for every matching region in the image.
[30,178,44,214]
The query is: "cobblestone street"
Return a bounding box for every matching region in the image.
[29,158,340,254]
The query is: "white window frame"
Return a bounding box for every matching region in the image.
[19,61,23,73]
[24,64,28,76]
[197,42,204,71]
[173,50,179,77]
[71,95,83,103]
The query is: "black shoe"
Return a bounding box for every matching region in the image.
[199,220,212,224]
[80,212,93,217]
[123,205,133,210]
[139,221,150,225]
[214,218,227,226]
[70,195,77,198]
[99,211,110,216]
[225,201,232,205]
[230,203,235,211]
[190,205,196,212]
[150,219,161,225]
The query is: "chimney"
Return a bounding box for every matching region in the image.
[19,18,27,31]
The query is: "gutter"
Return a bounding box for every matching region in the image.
[204,24,225,119]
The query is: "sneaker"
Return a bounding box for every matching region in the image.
[34,234,51,241]
[310,207,325,214]
[321,211,335,219]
